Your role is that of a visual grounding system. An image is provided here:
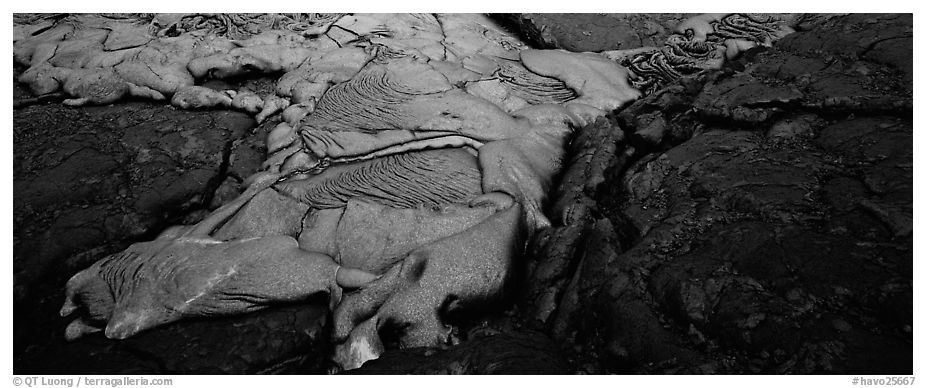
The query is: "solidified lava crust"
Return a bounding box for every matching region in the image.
[13,13,912,374]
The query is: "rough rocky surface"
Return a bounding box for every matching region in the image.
[13,13,912,375]
[12,102,336,373]
[11,97,309,373]
[519,13,912,374]
[494,14,689,52]
[14,101,259,301]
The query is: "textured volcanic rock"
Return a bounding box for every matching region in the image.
[13,13,911,375]
[494,14,688,52]
[13,102,258,302]
[521,13,911,374]
[12,100,336,373]
[13,102,338,374]
[330,204,525,370]
[274,149,485,209]
[17,13,598,373]
[13,13,527,120]
[300,199,497,274]
[518,116,635,326]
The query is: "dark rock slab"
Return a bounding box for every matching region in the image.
[13,99,335,375]
[778,14,912,87]
[702,16,912,123]
[519,117,630,326]
[609,110,910,372]
[13,101,284,373]
[648,222,911,373]
[524,13,911,374]
[14,102,259,301]
[494,14,687,52]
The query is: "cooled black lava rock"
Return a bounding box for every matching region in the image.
[521,13,912,374]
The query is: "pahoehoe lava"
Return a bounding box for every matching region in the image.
[13,13,912,375]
